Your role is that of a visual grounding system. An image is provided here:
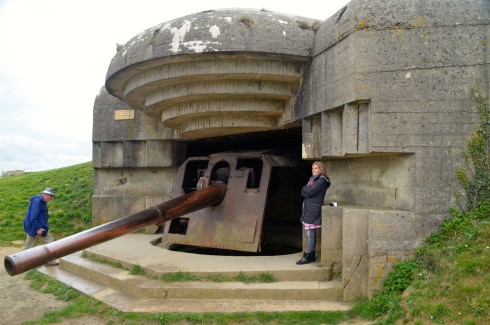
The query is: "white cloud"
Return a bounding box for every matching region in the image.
[0,0,350,172]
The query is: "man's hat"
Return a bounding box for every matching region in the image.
[42,188,56,197]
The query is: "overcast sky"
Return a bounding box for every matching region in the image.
[0,0,350,173]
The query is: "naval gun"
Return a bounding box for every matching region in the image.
[4,183,226,276]
[4,150,304,276]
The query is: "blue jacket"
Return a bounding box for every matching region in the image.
[23,194,49,237]
[300,175,331,225]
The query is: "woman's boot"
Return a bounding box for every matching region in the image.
[296,251,316,265]
[296,252,307,265]
[307,251,316,263]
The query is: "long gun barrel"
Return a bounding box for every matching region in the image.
[4,183,226,276]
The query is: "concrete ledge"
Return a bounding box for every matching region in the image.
[38,234,348,312]
[39,264,349,313]
[59,251,342,300]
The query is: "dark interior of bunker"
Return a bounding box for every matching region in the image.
[161,128,314,256]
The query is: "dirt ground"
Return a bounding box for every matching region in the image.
[0,246,103,325]
[1,246,64,324]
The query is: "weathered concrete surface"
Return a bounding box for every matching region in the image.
[106,9,319,79]
[321,206,343,276]
[104,9,319,139]
[92,87,181,228]
[342,208,369,301]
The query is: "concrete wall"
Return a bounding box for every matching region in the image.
[303,0,489,299]
[92,87,184,230]
[322,206,424,300]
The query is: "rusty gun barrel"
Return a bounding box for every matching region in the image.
[4,183,226,276]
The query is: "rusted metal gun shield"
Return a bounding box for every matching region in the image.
[164,151,283,252]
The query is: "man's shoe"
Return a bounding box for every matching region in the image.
[45,261,59,267]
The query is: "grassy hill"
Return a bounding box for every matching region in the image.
[0,161,488,324]
[404,206,490,324]
[349,205,490,324]
[0,161,93,246]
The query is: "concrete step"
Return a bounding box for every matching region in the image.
[38,234,349,313]
[58,252,343,301]
[40,264,351,313]
[82,250,334,282]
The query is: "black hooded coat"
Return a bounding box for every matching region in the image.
[300,175,331,225]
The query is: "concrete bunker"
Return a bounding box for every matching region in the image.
[90,1,490,301]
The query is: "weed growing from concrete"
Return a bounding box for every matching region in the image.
[456,90,490,210]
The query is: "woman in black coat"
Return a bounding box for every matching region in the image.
[297,161,331,265]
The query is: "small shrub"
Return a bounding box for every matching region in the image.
[382,261,417,295]
[348,261,416,322]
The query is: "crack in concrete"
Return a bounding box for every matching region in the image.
[344,254,367,288]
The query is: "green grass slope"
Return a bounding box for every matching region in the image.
[0,162,93,246]
[403,206,490,324]
[348,206,490,324]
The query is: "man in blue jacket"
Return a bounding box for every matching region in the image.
[22,187,59,266]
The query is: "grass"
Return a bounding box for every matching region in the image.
[0,161,93,246]
[1,161,489,324]
[402,206,490,324]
